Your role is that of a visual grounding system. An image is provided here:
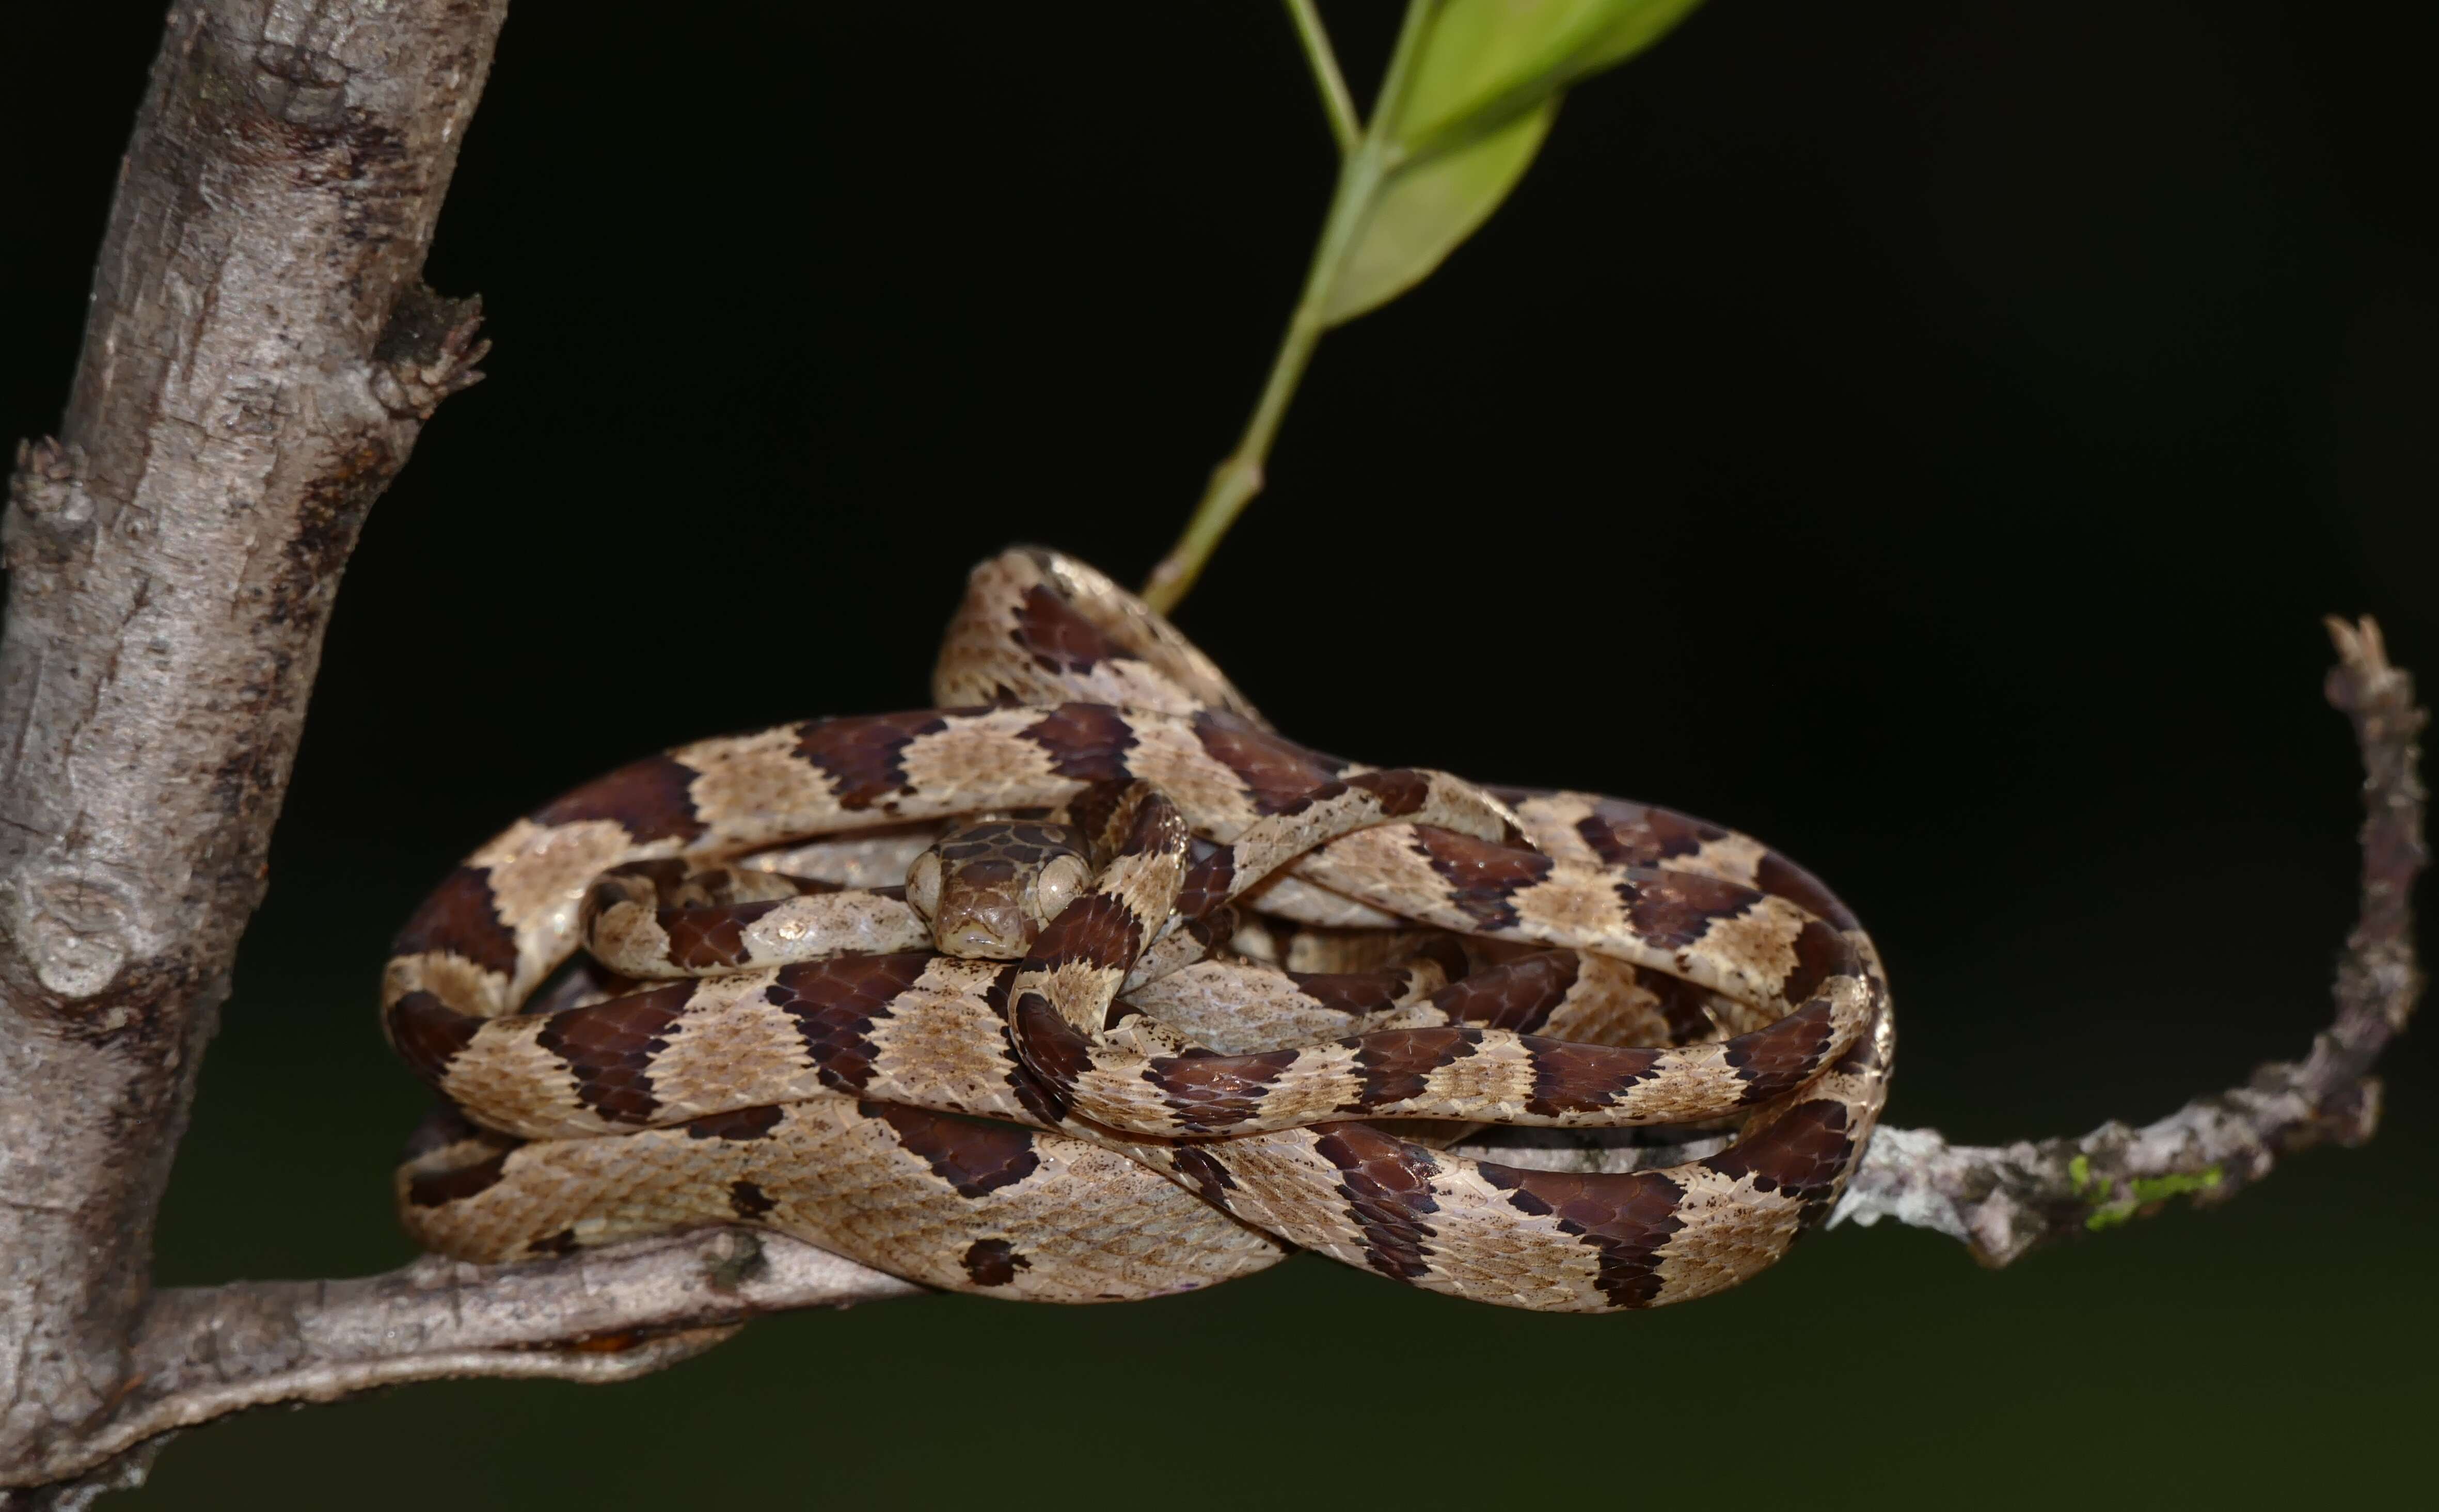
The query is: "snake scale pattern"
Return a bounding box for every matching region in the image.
[386,548,1894,1312]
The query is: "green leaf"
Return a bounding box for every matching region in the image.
[1398,0,1698,141]
[1321,105,1554,324]
[1145,0,1709,609]
[1319,0,1706,325]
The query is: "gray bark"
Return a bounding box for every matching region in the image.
[0,0,506,1495]
[28,1231,917,1492]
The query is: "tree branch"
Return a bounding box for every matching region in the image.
[19,618,2412,1494]
[0,7,2419,1495]
[1826,616,2422,1260]
[9,1230,918,1491]
[1460,618,2425,1263]
[0,0,507,1493]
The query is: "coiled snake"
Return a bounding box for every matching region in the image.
[387,548,1893,1311]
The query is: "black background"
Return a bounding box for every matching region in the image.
[5,3,2432,1507]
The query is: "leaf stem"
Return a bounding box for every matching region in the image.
[1140,303,1328,615]
[1281,0,1360,155]
[1143,2,1438,614]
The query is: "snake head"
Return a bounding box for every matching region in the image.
[905,820,1094,959]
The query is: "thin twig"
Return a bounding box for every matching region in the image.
[1282,0,1361,154]
[1461,618,2425,1264]
[1831,616,2422,1259]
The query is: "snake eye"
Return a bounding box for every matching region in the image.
[905,851,942,920]
[1028,854,1089,927]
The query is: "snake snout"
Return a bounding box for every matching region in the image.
[951,926,1020,958]
[933,898,1034,960]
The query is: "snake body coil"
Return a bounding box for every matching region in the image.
[387,548,1893,1312]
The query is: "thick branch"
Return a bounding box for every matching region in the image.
[9,1231,918,1490]
[0,0,506,1488]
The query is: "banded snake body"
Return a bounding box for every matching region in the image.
[387,548,1893,1312]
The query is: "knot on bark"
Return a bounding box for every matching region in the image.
[250,42,354,128]
[4,437,96,574]
[704,1229,768,1294]
[369,288,489,419]
[12,867,138,1001]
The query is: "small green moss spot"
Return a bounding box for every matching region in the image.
[2127,1166,2224,1204]
[2079,1164,2223,1231]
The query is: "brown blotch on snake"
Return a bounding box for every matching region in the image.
[1430,951,1580,1032]
[1023,890,1146,976]
[390,867,519,979]
[1544,798,1717,869]
[1192,709,1342,813]
[1021,703,1135,781]
[1721,1001,1840,1103]
[863,1101,1042,1198]
[1526,1040,1664,1118]
[1171,847,1237,919]
[1008,993,1099,1092]
[1168,1147,1239,1211]
[1408,827,1556,931]
[1015,583,1116,674]
[1142,1047,1304,1133]
[793,711,950,810]
[961,1237,1033,1287]
[1312,1125,1443,1281]
[1286,969,1417,1018]
[535,753,707,845]
[534,982,694,1125]
[1755,850,1860,931]
[686,1104,786,1141]
[1646,971,1729,1044]
[661,900,769,971]
[1345,767,1434,818]
[1780,918,1856,1010]
[1481,1163,1688,1308]
[1615,870,1764,951]
[387,990,483,1083]
[1704,1100,1857,1204]
[1344,1028,1479,1108]
[1620,806,1720,863]
[766,953,935,1093]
